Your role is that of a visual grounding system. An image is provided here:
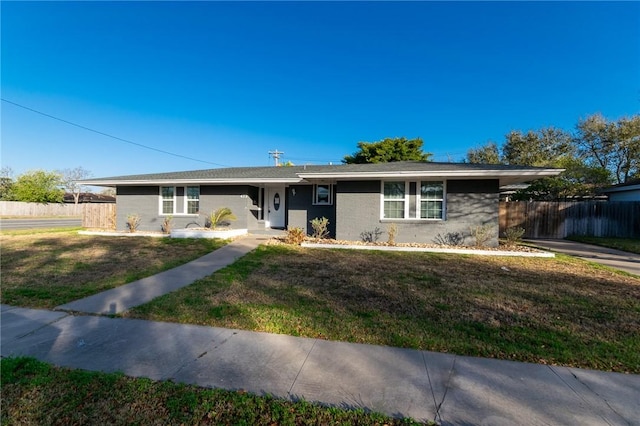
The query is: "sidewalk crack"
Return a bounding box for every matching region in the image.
[434,355,457,425]
[422,351,442,425]
[14,313,71,340]
[288,339,317,397]
[549,366,618,426]
[165,331,238,380]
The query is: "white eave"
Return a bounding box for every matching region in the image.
[297,168,564,187]
[81,178,303,186]
[82,168,564,188]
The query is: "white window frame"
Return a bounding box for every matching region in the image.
[381,181,408,219]
[313,184,333,205]
[418,181,446,220]
[160,186,176,215]
[185,186,200,215]
[159,186,200,216]
[380,180,446,221]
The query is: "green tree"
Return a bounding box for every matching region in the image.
[343,137,432,164]
[575,113,640,184]
[510,157,611,201]
[503,127,574,167]
[0,166,14,200]
[467,126,612,200]
[465,142,501,164]
[10,170,64,203]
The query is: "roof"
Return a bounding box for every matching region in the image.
[63,192,116,203]
[600,179,640,194]
[81,161,563,188]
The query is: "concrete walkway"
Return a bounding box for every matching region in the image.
[56,235,267,314]
[2,304,638,425]
[525,239,640,276]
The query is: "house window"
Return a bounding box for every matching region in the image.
[419,181,444,219]
[313,184,333,205]
[161,186,175,214]
[186,186,200,214]
[383,181,406,219]
[381,180,445,220]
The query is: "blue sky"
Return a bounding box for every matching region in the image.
[2,1,639,179]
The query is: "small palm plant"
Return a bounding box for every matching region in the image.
[208,207,237,229]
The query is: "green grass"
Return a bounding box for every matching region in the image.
[566,235,640,255]
[1,357,425,425]
[1,231,228,308]
[128,244,640,373]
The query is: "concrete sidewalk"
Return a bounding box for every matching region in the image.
[2,304,638,425]
[525,239,640,276]
[56,235,266,315]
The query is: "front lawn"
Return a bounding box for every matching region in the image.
[566,236,640,255]
[1,357,424,425]
[0,231,227,308]
[128,244,640,373]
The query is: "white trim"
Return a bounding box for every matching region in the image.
[312,184,333,205]
[160,186,200,216]
[298,169,563,179]
[380,179,446,221]
[81,168,564,187]
[83,178,301,186]
[185,185,200,214]
[159,186,176,215]
[381,180,408,219]
[417,180,446,220]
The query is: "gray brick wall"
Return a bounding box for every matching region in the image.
[199,185,252,229]
[116,179,499,244]
[115,185,254,232]
[335,181,381,241]
[334,179,500,246]
[116,186,162,232]
[287,184,336,237]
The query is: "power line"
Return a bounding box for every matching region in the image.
[1,98,228,167]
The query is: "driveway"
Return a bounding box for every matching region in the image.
[525,239,640,276]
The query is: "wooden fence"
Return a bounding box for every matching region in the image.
[0,201,84,217]
[499,201,640,239]
[83,204,117,230]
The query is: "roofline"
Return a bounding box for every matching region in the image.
[297,169,564,180]
[602,183,640,194]
[82,168,564,187]
[80,178,303,186]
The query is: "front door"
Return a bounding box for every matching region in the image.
[266,185,285,228]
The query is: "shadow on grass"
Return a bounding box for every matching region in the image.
[1,233,226,308]
[127,244,640,373]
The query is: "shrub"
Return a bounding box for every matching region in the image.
[470,224,494,247]
[161,215,173,234]
[503,226,525,246]
[387,223,398,246]
[285,227,306,245]
[310,217,330,239]
[126,214,141,233]
[360,227,383,243]
[433,231,465,246]
[208,207,237,229]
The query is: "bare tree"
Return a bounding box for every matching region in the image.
[60,167,92,204]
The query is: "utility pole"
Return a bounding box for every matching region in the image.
[268,149,284,166]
